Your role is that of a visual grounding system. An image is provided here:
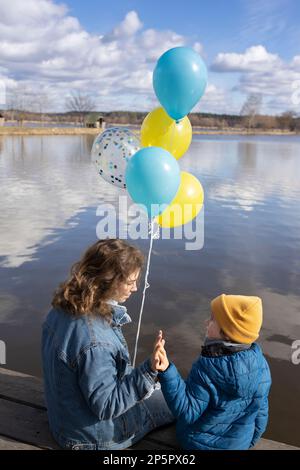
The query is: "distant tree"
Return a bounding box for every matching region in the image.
[252,115,277,130]
[295,117,300,133]
[35,91,50,126]
[65,92,95,126]
[277,111,297,131]
[189,114,201,126]
[7,84,36,126]
[240,94,262,131]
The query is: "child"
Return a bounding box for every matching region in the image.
[42,239,173,450]
[152,294,272,450]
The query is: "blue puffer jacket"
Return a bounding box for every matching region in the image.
[159,343,271,450]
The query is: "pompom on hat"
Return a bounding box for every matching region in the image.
[211,294,263,344]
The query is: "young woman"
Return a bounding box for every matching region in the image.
[42,239,173,450]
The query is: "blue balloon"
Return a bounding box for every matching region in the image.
[153,47,208,121]
[125,147,180,217]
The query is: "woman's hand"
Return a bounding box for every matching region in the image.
[151,330,170,372]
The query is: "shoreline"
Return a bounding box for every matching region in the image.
[0,126,298,137]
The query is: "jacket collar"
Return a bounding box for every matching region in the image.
[107,300,132,327]
[202,338,251,358]
[204,338,251,349]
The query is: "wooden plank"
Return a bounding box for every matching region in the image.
[131,438,176,450]
[0,368,299,451]
[253,438,299,451]
[0,367,45,408]
[0,398,60,449]
[141,425,179,449]
[141,430,300,451]
[0,434,42,450]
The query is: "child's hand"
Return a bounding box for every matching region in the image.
[154,347,169,372]
[151,330,170,372]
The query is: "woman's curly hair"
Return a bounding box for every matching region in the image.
[52,239,144,321]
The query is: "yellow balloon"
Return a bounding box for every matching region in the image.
[157,171,204,228]
[141,107,192,160]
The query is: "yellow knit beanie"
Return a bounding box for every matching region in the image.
[210,294,263,344]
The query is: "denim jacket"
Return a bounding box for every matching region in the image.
[41,303,158,450]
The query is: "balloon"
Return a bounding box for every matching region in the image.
[153,47,207,121]
[125,146,180,217]
[141,107,192,160]
[157,171,204,228]
[91,127,140,189]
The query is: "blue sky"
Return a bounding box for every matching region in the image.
[66,0,300,60]
[0,0,300,114]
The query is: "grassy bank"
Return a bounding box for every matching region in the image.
[0,126,297,136]
[0,126,100,136]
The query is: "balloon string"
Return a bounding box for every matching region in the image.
[169,119,176,155]
[132,217,158,367]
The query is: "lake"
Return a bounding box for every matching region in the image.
[0,133,299,446]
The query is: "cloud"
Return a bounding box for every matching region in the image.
[291,56,300,70]
[193,42,204,56]
[0,135,124,268]
[0,0,195,112]
[211,45,281,73]
[2,0,296,115]
[104,10,143,41]
[140,29,186,63]
[211,45,300,114]
[194,83,241,115]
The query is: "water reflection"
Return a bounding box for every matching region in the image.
[0,135,123,268]
[237,141,258,171]
[0,134,300,445]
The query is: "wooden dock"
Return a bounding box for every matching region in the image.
[0,367,298,451]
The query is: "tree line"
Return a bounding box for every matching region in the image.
[1,90,299,131]
[2,109,299,131]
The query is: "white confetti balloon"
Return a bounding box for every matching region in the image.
[91,127,140,189]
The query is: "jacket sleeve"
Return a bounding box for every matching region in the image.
[77,344,157,420]
[250,358,272,448]
[250,396,269,447]
[158,362,210,425]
